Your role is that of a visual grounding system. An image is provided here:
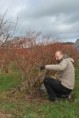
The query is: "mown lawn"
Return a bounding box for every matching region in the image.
[0,68,79,118]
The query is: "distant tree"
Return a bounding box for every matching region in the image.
[0,11,17,73]
[75,39,79,50]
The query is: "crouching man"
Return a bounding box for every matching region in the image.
[40,51,75,102]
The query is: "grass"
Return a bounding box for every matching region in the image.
[0,67,79,118]
[0,71,22,92]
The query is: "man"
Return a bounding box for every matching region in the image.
[40,51,75,102]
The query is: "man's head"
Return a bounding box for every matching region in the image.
[55,51,64,62]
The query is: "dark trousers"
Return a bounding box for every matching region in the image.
[43,77,72,100]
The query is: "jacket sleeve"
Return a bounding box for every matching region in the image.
[45,60,68,71]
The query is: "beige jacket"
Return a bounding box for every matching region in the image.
[45,58,75,90]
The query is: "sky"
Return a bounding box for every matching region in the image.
[0,0,79,42]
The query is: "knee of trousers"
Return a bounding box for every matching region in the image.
[43,77,49,84]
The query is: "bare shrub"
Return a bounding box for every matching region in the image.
[8,32,79,98]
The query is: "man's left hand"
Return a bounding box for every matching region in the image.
[40,65,45,70]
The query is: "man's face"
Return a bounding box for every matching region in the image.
[55,52,63,62]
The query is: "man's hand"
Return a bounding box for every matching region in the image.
[40,65,45,70]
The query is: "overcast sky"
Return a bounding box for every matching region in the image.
[0,0,79,42]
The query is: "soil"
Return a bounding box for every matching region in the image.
[0,112,12,118]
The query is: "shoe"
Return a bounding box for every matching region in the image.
[60,94,70,98]
[49,97,59,103]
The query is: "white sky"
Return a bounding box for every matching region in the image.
[0,0,79,42]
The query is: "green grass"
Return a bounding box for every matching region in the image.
[0,71,22,92]
[0,68,79,118]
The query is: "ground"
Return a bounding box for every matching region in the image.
[0,68,79,118]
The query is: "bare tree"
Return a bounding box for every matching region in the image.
[0,10,18,48]
[0,11,18,73]
[75,39,79,50]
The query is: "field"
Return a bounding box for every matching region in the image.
[0,64,79,118]
[0,40,79,118]
[0,11,79,118]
